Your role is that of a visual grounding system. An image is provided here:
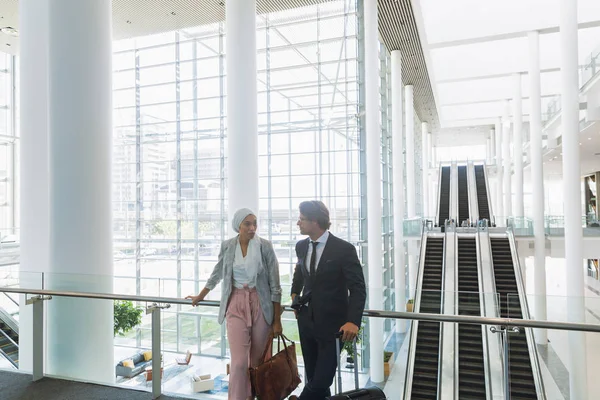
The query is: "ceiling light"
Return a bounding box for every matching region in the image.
[589,138,592,140]
[0,27,17,37]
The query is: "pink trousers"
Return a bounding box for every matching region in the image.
[226,286,271,400]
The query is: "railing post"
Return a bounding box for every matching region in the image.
[26,294,52,381]
[491,325,520,400]
[147,302,171,399]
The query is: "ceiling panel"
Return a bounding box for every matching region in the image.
[377,0,439,129]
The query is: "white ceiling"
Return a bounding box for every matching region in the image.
[415,0,600,130]
[0,0,332,53]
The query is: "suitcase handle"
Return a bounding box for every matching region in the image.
[335,331,359,394]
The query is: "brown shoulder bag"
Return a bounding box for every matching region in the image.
[249,334,302,400]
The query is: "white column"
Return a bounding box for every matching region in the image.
[406,86,416,217]
[364,0,384,383]
[422,122,429,217]
[513,73,525,217]
[19,0,50,373]
[559,0,588,398]
[495,118,504,218]
[46,0,114,383]
[405,85,417,298]
[528,31,548,344]
[503,101,512,217]
[226,0,259,225]
[391,50,406,333]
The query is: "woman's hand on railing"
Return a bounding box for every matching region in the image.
[185,290,208,306]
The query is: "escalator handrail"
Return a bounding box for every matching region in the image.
[481,161,495,226]
[0,324,17,349]
[0,347,17,368]
[475,222,495,399]
[506,231,547,400]
[403,221,430,400]
[436,163,443,227]
[437,214,452,398]
[467,161,479,223]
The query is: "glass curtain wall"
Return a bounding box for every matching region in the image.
[0,53,16,244]
[112,0,362,358]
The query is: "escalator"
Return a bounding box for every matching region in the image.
[438,167,451,227]
[410,237,444,399]
[458,166,469,224]
[474,165,491,222]
[457,238,486,398]
[0,318,18,367]
[490,238,537,399]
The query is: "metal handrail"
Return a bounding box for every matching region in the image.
[0,286,599,333]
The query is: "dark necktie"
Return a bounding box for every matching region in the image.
[309,241,318,278]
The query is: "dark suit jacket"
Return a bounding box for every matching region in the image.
[291,233,367,339]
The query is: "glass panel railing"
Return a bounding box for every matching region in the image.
[507,217,534,236]
[403,217,423,237]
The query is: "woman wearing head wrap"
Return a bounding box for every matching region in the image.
[186,208,282,400]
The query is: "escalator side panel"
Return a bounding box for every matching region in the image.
[410,238,444,399]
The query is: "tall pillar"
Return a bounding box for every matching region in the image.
[559,0,588,397]
[45,0,114,382]
[495,118,504,218]
[391,50,406,333]
[19,0,50,373]
[406,86,416,217]
[364,0,384,383]
[528,31,548,344]
[503,101,512,217]
[226,0,259,225]
[513,73,525,217]
[405,85,417,297]
[422,122,429,217]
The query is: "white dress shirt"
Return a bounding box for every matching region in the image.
[305,230,330,273]
[232,240,258,289]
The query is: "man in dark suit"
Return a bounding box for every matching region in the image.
[290,200,366,400]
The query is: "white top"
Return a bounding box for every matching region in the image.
[232,239,259,289]
[305,230,330,273]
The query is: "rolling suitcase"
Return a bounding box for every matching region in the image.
[326,333,387,400]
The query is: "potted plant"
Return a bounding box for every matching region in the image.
[343,321,365,367]
[384,351,395,377]
[406,298,414,312]
[114,300,143,336]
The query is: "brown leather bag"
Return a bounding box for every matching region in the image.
[249,334,301,400]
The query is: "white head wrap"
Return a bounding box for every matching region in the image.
[232,208,255,233]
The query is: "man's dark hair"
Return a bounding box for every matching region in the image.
[299,200,331,230]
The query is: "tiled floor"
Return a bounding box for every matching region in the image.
[113,346,377,399]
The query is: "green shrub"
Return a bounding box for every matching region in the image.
[114,300,143,336]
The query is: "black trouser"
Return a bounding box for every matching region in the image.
[297,307,340,400]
